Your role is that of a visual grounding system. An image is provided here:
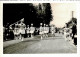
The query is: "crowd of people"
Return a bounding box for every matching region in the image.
[3,19,56,41]
[3,19,77,45]
[59,22,77,45]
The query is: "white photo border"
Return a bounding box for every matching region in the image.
[0,1,80,57]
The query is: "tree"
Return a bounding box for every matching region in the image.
[3,3,53,28]
[3,3,37,27]
[67,18,77,28]
[44,3,53,24]
[35,3,53,27]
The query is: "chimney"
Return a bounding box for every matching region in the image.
[72,11,74,18]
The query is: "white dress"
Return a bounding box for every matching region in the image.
[14,28,19,35]
[46,27,49,33]
[64,28,69,40]
[27,27,30,34]
[30,27,35,34]
[43,27,46,34]
[51,26,55,34]
[19,23,26,34]
[39,26,43,34]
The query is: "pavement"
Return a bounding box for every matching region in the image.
[3,33,77,54]
[3,37,35,48]
[3,33,62,47]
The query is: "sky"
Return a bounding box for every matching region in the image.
[34,3,77,28]
[50,3,77,28]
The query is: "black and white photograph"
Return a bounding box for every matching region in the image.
[3,3,77,54]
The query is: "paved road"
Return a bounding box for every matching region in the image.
[4,33,77,54]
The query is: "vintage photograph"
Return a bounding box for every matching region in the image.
[3,3,77,54]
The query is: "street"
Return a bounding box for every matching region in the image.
[3,33,77,54]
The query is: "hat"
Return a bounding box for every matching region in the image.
[40,23,42,25]
[31,23,33,26]
[46,25,48,26]
[44,24,45,25]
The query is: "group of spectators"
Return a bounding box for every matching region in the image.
[60,22,77,45]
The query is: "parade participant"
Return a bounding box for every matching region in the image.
[39,23,43,39]
[60,29,63,34]
[27,25,30,37]
[30,23,35,38]
[45,25,49,38]
[14,23,19,40]
[50,25,55,37]
[64,26,67,41]
[64,23,69,41]
[43,24,46,38]
[68,27,72,41]
[19,19,26,41]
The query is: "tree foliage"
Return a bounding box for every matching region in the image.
[3,3,53,27]
[67,18,77,28]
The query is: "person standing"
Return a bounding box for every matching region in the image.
[64,23,69,41]
[43,24,46,38]
[30,23,35,38]
[72,22,77,39]
[26,25,30,37]
[68,27,72,41]
[9,26,14,40]
[19,19,26,41]
[14,23,19,40]
[45,25,49,38]
[50,25,55,37]
[72,22,77,45]
[39,23,44,39]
